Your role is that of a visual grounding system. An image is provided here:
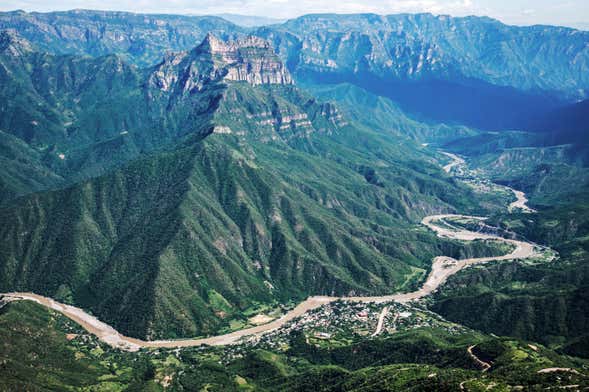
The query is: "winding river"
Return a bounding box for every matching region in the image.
[1,154,540,352]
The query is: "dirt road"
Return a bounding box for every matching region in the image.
[371,306,389,337]
[467,345,492,372]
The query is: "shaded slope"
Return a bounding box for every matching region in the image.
[301,82,477,143]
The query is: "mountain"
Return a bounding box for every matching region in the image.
[256,13,589,130]
[0,33,493,339]
[262,13,589,97]
[0,31,293,203]
[301,82,477,143]
[432,195,589,352]
[0,29,190,202]
[572,22,589,31]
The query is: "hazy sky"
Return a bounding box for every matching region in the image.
[2,0,588,29]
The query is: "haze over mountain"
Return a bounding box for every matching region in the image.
[212,14,286,27]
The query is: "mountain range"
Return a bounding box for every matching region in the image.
[0,8,588,391]
[2,10,588,130]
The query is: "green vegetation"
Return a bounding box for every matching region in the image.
[302,82,477,143]
[1,300,587,391]
[1,11,588,390]
[0,31,513,339]
[432,146,589,356]
[0,128,504,339]
[0,301,155,391]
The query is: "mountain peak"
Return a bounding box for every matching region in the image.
[199,32,226,52]
[194,34,293,85]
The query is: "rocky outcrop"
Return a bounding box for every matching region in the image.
[148,34,292,94]
[200,34,293,85]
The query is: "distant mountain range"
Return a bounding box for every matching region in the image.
[571,22,589,31]
[1,10,588,130]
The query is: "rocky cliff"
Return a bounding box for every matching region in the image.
[148,34,292,94]
[204,34,293,85]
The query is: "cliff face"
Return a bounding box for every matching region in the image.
[148,34,292,94]
[204,34,293,85]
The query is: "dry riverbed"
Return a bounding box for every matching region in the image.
[0,152,544,351]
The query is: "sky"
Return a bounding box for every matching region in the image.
[1,0,588,29]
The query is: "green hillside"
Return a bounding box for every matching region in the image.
[1,300,587,391]
[0,126,499,339]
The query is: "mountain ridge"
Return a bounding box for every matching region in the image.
[3,9,587,130]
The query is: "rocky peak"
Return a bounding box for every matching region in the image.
[149,34,293,94]
[198,32,227,53]
[193,34,293,85]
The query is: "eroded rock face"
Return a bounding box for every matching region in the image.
[148,34,292,94]
[203,34,293,85]
[0,29,33,56]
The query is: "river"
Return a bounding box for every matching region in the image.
[0,154,541,352]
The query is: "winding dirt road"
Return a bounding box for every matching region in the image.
[1,154,541,351]
[467,344,492,372]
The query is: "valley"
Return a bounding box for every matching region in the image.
[0,7,587,390]
[0,152,548,351]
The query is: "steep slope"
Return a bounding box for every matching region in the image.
[0,130,487,339]
[301,82,477,143]
[530,99,589,146]
[432,202,589,351]
[261,13,589,97]
[0,131,64,204]
[0,31,295,203]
